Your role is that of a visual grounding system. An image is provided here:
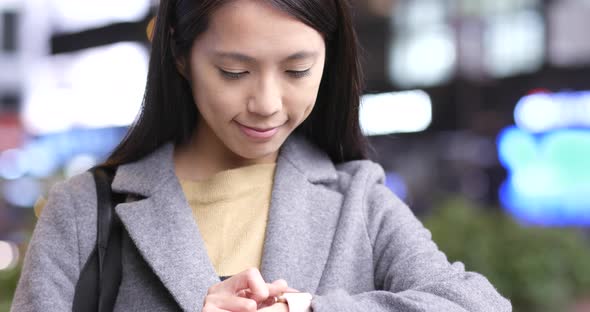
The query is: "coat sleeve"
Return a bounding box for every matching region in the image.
[11,181,81,312]
[310,164,512,312]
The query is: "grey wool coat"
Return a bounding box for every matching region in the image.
[11,135,511,312]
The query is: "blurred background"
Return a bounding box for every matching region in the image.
[1,0,590,311]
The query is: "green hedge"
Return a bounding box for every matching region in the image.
[424,198,590,312]
[0,264,20,312]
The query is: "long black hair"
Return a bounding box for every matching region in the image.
[104,0,367,167]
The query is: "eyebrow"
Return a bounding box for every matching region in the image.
[212,51,318,63]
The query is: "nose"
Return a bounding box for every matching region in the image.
[247,75,282,116]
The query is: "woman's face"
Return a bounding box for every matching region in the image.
[184,0,326,163]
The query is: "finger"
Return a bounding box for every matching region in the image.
[211,268,268,302]
[238,280,298,300]
[236,288,275,301]
[205,294,258,312]
[269,279,300,293]
[267,279,289,297]
[202,302,232,312]
[241,269,270,302]
[257,296,278,309]
[270,279,288,288]
[237,283,286,300]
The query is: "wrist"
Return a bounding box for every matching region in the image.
[277,292,312,312]
[277,302,289,312]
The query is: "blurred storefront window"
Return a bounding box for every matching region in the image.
[389,0,456,87]
[548,0,590,67]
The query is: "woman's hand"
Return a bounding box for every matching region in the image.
[258,303,289,312]
[202,268,290,312]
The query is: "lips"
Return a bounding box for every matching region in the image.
[243,125,277,132]
[237,122,281,139]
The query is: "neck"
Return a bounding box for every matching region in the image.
[173,121,278,181]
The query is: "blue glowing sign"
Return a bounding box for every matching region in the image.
[498,126,590,226]
[0,127,127,179]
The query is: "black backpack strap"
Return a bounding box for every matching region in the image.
[73,166,124,312]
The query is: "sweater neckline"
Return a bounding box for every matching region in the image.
[179,163,277,204]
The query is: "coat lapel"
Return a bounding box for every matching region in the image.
[111,144,219,312]
[109,136,342,310]
[260,136,342,294]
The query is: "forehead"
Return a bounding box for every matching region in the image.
[195,0,325,58]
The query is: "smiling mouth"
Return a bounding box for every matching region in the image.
[236,122,283,139]
[237,121,284,131]
[243,125,277,132]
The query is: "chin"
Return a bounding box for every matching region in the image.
[232,140,282,162]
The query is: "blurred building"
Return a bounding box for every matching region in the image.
[354,0,590,225]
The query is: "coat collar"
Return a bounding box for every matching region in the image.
[111,135,338,197]
[111,135,341,311]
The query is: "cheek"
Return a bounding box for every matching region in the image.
[285,79,322,121]
[191,72,243,118]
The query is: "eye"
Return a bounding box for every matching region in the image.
[219,68,248,80]
[286,69,311,78]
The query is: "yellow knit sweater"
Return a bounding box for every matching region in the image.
[179,163,276,278]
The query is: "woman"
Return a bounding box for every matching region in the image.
[11,0,511,311]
